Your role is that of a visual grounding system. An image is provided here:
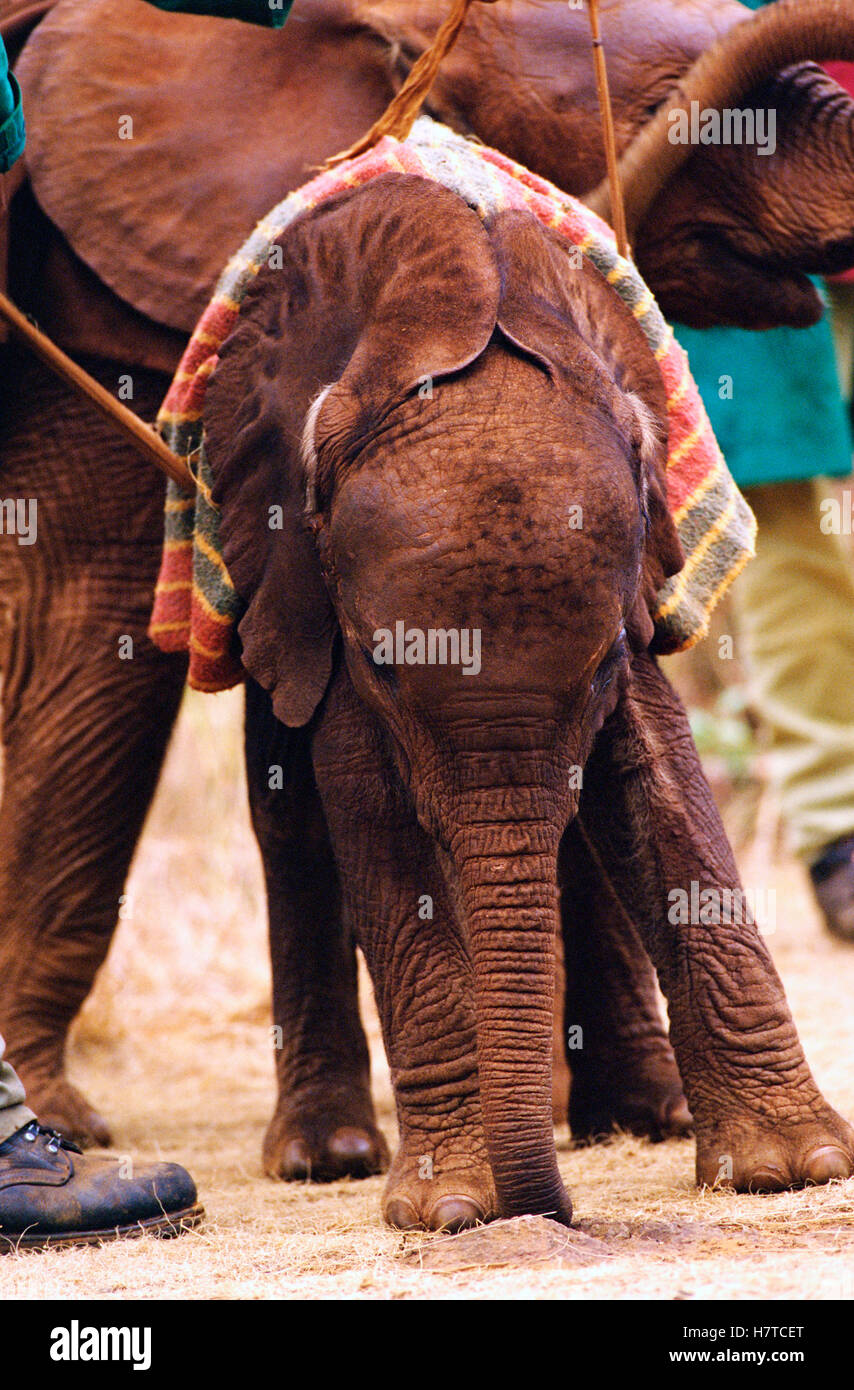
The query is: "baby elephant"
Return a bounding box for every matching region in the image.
[204,175,853,1230]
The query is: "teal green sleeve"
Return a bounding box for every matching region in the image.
[674,310,853,489]
[0,38,26,173]
[141,1,292,26]
[672,0,853,490]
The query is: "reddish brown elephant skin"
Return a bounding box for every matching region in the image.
[0,350,187,1144]
[558,824,692,1144]
[15,0,854,337]
[2,0,853,1158]
[201,182,854,1227]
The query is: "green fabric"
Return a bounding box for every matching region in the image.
[673,317,853,488]
[141,0,292,25]
[672,0,852,488]
[0,40,25,173]
[0,38,14,121]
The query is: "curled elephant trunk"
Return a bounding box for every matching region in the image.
[586,0,854,234]
[453,816,572,1224]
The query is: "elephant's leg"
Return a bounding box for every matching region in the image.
[310,671,495,1231]
[0,351,187,1146]
[558,823,692,1143]
[244,678,388,1182]
[578,649,854,1191]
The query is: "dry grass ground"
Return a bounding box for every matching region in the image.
[2,685,854,1300]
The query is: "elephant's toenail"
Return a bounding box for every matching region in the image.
[803,1146,852,1184]
[281,1139,312,1178]
[747,1166,788,1193]
[427,1197,484,1233]
[328,1127,375,1161]
[384,1197,421,1230]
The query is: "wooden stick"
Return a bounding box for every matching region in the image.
[0,289,195,490]
[587,0,629,259]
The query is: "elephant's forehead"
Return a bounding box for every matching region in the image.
[331,346,641,531]
[328,394,643,645]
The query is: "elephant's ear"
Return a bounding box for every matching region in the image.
[204,175,500,727]
[487,208,684,650]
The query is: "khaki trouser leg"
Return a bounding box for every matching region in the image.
[731,479,854,863]
[0,1033,35,1144]
[828,282,854,407]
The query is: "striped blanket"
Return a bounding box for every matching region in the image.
[150,116,756,691]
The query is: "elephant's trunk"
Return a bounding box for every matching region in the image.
[586,0,854,234]
[452,813,572,1224]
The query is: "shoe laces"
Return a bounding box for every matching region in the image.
[21,1121,80,1155]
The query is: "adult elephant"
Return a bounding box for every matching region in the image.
[1,0,853,1160]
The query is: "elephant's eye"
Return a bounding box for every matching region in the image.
[641,78,683,122]
[363,647,398,690]
[592,629,627,693]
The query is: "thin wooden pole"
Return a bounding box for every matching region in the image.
[0,289,194,490]
[587,0,629,259]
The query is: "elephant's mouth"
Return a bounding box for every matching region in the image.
[793,234,854,282]
[709,230,828,329]
[638,224,827,331]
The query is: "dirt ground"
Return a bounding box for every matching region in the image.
[2,684,854,1301]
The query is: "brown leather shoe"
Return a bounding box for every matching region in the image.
[0,1122,204,1251]
[810,835,854,943]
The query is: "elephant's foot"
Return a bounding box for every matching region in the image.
[568,1044,693,1144]
[383,1143,498,1232]
[695,1099,854,1192]
[25,1074,112,1149]
[263,1090,389,1182]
